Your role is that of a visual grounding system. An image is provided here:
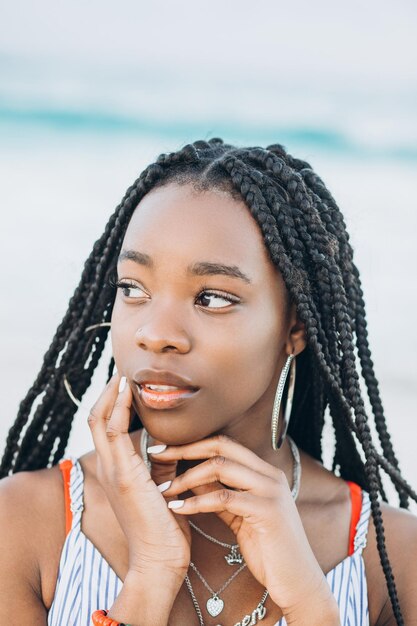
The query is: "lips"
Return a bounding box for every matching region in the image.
[134,369,200,410]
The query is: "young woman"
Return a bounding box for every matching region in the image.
[1,139,416,626]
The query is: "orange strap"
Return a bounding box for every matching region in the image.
[346,480,363,556]
[59,459,74,537]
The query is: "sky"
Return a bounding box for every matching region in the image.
[1,1,416,86]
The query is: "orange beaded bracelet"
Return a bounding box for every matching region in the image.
[91,608,132,626]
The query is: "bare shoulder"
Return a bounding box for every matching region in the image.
[379,500,417,541]
[0,461,67,546]
[0,462,66,617]
[365,501,417,626]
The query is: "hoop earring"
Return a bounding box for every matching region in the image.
[271,353,296,450]
[63,322,112,407]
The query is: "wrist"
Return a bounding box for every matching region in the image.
[286,606,340,626]
[277,576,340,626]
[284,593,340,626]
[106,569,183,626]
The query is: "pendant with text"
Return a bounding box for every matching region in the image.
[233,602,267,626]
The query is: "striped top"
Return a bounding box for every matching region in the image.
[47,455,371,626]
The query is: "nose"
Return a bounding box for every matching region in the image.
[134,311,191,354]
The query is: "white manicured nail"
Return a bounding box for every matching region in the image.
[158,480,172,493]
[147,444,167,454]
[112,363,118,375]
[168,500,184,509]
[118,376,126,393]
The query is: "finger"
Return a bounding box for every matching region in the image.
[167,489,266,521]
[187,481,236,528]
[148,434,277,480]
[161,456,277,498]
[104,377,144,471]
[87,373,121,456]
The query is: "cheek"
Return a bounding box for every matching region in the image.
[204,305,287,408]
[110,299,132,365]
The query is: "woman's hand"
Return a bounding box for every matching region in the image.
[149,434,339,623]
[87,373,191,588]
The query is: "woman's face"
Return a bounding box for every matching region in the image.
[111,183,305,450]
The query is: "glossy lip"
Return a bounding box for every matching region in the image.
[133,369,199,390]
[137,384,199,410]
[133,369,200,410]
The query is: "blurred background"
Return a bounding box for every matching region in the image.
[0,0,416,503]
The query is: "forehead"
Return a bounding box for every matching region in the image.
[122,183,273,276]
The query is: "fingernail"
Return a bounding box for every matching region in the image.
[157,480,172,493]
[168,500,184,509]
[112,363,118,375]
[118,376,126,393]
[147,444,167,454]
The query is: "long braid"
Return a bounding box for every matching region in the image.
[2,138,414,624]
[290,161,406,505]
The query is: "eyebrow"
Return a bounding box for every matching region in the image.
[188,261,252,284]
[118,249,252,284]
[118,250,153,266]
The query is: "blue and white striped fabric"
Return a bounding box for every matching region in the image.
[47,456,371,626]
[47,456,123,626]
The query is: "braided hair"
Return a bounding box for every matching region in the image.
[1,138,415,624]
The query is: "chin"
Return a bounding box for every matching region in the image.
[140,419,215,447]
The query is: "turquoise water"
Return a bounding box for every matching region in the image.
[1,103,417,161]
[1,48,417,162]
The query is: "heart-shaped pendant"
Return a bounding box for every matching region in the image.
[207,595,224,617]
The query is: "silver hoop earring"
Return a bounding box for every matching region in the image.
[84,322,111,333]
[271,354,296,450]
[63,321,112,407]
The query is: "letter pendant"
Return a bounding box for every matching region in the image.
[233,602,267,626]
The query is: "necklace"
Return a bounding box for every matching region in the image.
[189,560,247,617]
[185,438,299,619]
[189,521,244,565]
[140,429,301,623]
[140,429,244,563]
[184,573,269,626]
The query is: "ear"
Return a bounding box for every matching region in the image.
[285,303,307,357]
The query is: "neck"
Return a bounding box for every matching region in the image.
[218,410,294,474]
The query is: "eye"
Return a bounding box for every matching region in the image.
[195,289,240,310]
[115,280,148,300]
